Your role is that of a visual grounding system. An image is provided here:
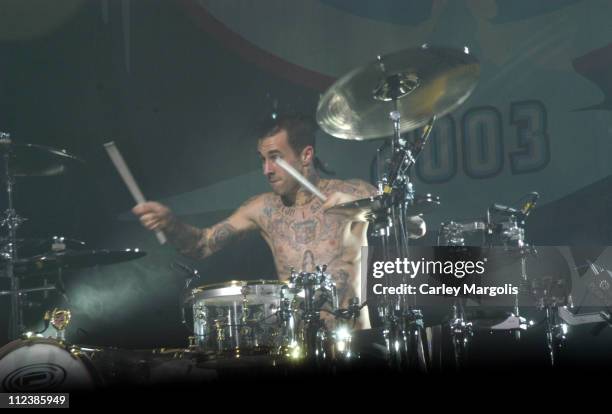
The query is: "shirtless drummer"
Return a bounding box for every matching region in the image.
[132,114,426,328]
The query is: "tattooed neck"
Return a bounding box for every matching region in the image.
[282,166,321,206]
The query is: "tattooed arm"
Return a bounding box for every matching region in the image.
[132,196,262,259]
[322,178,426,237]
[343,178,425,237]
[320,179,377,221]
[342,179,379,198]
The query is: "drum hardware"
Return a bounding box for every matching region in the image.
[0,247,144,340]
[318,45,481,371]
[279,285,299,357]
[542,304,568,367]
[48,308,72,342]
[1,132,27,340]
[175,261,204,342]
[558,306,611,326]
[0,135,149,342]
[329,297,362,360]
[214,320,227,352]
[449,299,472,369]
[187,336,198,350]
[288,265,339,362]
[321,297,364,360]
[485,197,538,342]
[371,102,435,371]
[438,193,574,368]
[364,85,435,372]
[437,221,486,246]
[546,262,612,365]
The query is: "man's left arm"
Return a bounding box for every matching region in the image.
[322,179,426,238]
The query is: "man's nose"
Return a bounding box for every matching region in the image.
[263,159,275,175]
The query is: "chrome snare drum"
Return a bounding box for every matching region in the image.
[183,280,293,357]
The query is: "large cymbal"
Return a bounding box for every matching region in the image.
[0,141,84,176]
[10,249,146,277]
[316,45,480,140]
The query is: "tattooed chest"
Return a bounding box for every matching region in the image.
[263,210,346,247]
[258,196,362,275]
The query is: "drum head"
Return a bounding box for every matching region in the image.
[187,279,288,306]
[0,338,99,391]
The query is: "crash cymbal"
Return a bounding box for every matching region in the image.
[11,249,146,277]
[316,45,480,140]
[0,140,84,176]
[327,193,440,221]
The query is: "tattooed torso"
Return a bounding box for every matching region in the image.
[254,179,375,310]
[166,178,377,327]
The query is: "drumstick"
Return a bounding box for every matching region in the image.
[104,141,167,245]
[274,157,327,201]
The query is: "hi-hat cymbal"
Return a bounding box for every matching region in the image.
[0,237,87,259]
[10,249,146,277]
[327,193,440,221]
[0,141,84,176]
[316,45,480,140]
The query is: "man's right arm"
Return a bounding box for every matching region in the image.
[132,197,260,260]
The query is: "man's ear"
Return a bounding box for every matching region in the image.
[301,145,314,166]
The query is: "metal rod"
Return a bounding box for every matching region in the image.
[3,145,23,340]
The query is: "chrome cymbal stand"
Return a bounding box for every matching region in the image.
[449,298,472,369]
[0,132,27,340]
[371,56,435,370]
[437,226,473,369]
[485,207,531,341]
[543,303,567,367]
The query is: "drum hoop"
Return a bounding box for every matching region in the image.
[0,337,67,360]
[191,279,288,294]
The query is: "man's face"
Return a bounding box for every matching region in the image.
[257,130,303,196]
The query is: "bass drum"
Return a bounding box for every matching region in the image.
[0,338,102,391]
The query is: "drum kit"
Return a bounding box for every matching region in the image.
[181,265,356,363]
[0,44,592,391]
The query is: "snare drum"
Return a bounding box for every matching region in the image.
[0,337,101,391]
[183,280,293,357]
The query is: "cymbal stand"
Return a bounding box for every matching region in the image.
[437,226,473,369]
[486,207,530,341]
[371,57,435,370]
[0,132,28,340]
[543,302,567,367]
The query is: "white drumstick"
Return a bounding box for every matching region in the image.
[274,157,327,201]
[104,141,167,245]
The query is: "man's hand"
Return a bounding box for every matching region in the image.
[132,201,175,232]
